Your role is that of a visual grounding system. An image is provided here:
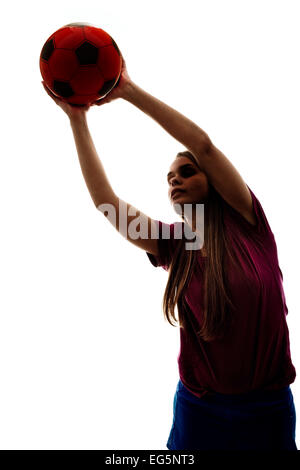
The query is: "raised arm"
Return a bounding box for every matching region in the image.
[122,82,211,158]
[94,52,254,223]
[42,82,160,256]
[71,114,163,254]
[121,82,255,225]
[69,113,115,207]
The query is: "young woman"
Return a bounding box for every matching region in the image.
[42,53,297,451]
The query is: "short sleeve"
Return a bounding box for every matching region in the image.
[146,220,184,271]
[222,185,274,239]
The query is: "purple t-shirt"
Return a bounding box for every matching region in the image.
[146,186,296,398]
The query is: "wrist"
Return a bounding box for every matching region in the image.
[69,112,87,126]
[121,81,140,102]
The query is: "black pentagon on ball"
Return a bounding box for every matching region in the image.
[41,39,55,61]
[98,79,117,96]
[53,80,74,98]
[75,41,98,65]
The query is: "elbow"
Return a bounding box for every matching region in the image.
[94,191,118,212]
[190,134,212,167]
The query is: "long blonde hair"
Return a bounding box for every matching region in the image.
[162,151,241,342]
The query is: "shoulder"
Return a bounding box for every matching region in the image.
[221,185,275,239]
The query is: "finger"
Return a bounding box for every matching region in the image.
[42,81,53,95]
[42,82,58,101]
[93,97,108,106]
[42,82,66,102]
[42,83,70,107]
[81,104,90,112]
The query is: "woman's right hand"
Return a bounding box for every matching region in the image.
[42,81,90,121]
[93,51,133,107]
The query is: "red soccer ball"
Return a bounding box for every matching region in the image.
[39,23,122,106]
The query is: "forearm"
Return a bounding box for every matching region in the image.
[122,82,211,158]
[69,115,115,206]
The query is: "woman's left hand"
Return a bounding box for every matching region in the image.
[93,51,132,107]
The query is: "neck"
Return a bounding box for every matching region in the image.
[183,204,205,251]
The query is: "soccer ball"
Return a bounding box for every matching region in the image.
[40,23,122,106]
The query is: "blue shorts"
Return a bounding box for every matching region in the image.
[167,379,297,450]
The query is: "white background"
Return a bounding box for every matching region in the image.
[0,0,299,450]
